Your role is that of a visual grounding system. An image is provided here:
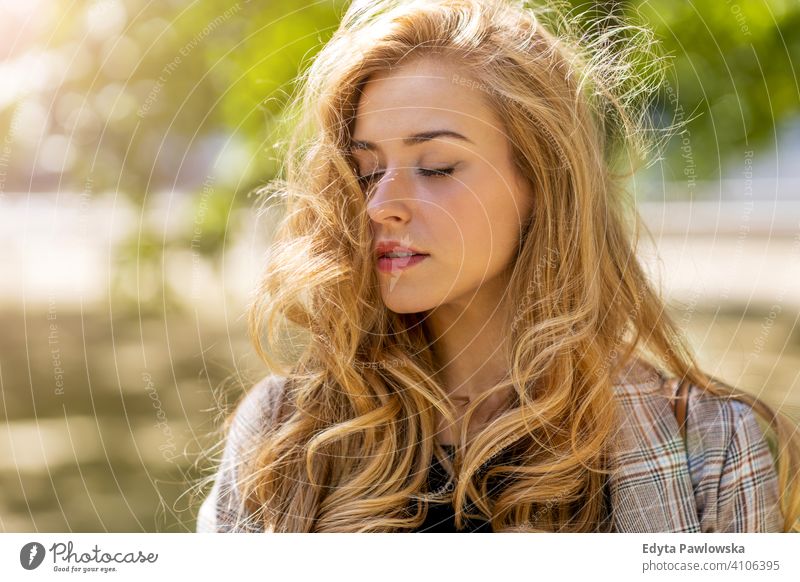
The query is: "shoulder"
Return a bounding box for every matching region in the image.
[609,357,673,434]
[684,381,762,446]
[226,374,289,448]
[220,373,291,476]
[196,374,288,533]
[611,357,771,455]
[610,357,759,434]
[611,357,664,398]
[682,382,782,531]
[607,358,781,532]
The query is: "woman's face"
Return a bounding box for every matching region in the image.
[351,56,532,314]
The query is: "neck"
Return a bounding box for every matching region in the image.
[425,277,513,402]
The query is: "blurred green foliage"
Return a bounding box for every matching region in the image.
[3,0,796,195]
[634,0,800,183]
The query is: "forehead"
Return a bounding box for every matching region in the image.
[352,57,500,139]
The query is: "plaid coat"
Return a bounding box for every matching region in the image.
[196,360,784,533]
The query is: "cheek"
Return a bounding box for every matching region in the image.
[428,197,510,280]
[435,187,494,257]
[445,175,527,254]
[493,188,530,237]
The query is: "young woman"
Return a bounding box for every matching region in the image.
[197,0,799,533]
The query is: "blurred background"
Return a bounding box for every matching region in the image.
[0,0,798,532]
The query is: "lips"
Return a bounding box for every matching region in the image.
[379,251,427,259]
[376,253,429,273]
[374,240,429,259]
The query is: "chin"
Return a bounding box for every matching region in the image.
[382,299,429,315]
[380,288,437,314]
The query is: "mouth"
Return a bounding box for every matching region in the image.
[376,252,430,273]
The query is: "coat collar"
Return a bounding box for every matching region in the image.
[607,360,701,532]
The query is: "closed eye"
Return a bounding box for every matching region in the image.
[357,167,455,185]
[418,167,455,177]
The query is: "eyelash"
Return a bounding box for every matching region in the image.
[357,167,455,185]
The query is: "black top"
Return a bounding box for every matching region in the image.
[412,444,493,533]
[411,444,614,532]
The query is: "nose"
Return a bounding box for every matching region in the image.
[365,167,412,225]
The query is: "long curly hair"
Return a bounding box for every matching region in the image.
[238,0,799,532]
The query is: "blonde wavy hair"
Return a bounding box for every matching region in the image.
[238,0,799,532]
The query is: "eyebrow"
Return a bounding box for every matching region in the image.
[350,129,474,151]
